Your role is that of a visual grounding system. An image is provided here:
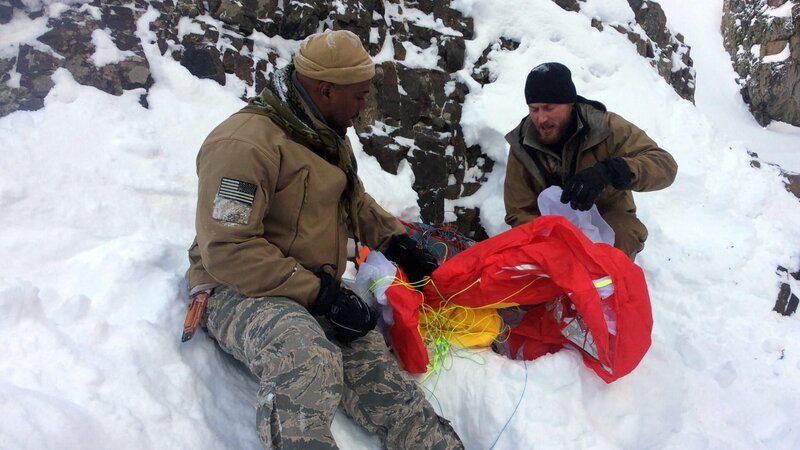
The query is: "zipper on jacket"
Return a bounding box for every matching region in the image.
[287,169,309,253]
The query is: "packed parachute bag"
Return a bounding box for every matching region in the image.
[354,191,652,383]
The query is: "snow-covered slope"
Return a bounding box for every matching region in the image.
[1,0,799,449]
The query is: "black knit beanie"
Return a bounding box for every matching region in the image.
[524,62,577,104]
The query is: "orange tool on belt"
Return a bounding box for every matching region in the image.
[181,291,209,342]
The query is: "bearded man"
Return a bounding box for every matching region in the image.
[504,62,678,260]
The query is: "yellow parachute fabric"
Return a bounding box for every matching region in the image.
[419,305,502,349]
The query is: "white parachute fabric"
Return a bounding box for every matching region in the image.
[537,185,615,245]
[352,250,397,326]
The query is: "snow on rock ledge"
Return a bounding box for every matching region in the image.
[722,0,800,126]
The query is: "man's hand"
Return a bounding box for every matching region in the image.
[311,272,377,344]
[384,234,438,285]
[560,158,632,211]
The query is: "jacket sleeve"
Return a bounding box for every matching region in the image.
[607,113,678,192]
[504,149,542,227]
[194,138,320,306]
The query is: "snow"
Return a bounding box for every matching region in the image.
[383,2,463,38]
[77,3,101,21]
[762,42,791,64]
[1,1,800,450]
[90,28,136,67]
[765,1,795,18]
[371,32,396,64]
[580,0,636,25]
[399,40,441,69]
[176,16,205,41]
[369,26,379,44]
[360,120,398,137]
[658,0,800,172]
[392,135,419,151]
[0,10,50,59]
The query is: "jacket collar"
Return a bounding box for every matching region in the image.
[506,98,611,158]
[291,70,331,128]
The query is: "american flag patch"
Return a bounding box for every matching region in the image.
[217,177,257,205]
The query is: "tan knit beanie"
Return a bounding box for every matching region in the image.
[293,30,375,85]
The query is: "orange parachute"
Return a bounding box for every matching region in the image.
[375,215,652,383]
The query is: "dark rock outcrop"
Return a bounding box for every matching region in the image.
[2,3,153,112]
[626,0,695,102]
[0,1,13,24]
[722,0,800,126]
[774,266,799,316]
[16,45,59,111]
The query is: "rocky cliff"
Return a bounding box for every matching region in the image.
[0,0,694,238]
[722,0,800,127]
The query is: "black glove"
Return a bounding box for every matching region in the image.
[383,234,438,285]
[311,272,377,344]
[560,158,632,211]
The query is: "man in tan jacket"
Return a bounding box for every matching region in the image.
[504,62,678,260]
[185,30,462,449]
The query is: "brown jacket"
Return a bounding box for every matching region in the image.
[504,101,677,228]
[186,101,405,307]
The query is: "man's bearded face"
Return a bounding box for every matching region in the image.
[528,103,574,145]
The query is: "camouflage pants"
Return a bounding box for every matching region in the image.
[205,285,463,450]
